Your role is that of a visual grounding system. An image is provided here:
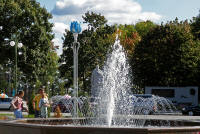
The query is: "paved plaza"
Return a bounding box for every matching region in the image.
[0,110,71,117]
[0,110,200,123]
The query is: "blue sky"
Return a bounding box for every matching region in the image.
[38,0,200,22]
[36,0,200,55]
[136,0,200,22]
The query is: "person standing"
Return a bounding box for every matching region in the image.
[32,88,47,118]
[39,92,50,118]
[11,91,28,119]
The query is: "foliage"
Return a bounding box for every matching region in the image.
[82,11,107,30]
[118,24,141,58]
[0,77,8,93]
[191,10,200,40]
[135,20,157,38]
[60,11,115,95]
[0,0,58,93]
[59,82,65,95]
[28,90,35,114]
[132,19,200,88]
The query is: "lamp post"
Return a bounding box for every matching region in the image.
[47,81,50,97]
[5,60,12,96]
[70,21,81,118]
[10,39,23,94]
[0,26,23,95]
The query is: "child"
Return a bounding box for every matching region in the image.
[39,93,49,118]
[54,105,62,118]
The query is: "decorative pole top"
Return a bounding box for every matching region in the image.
[70,21,81,33]
[70,21,81,42]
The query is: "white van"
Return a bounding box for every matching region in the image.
[145,86,198,106]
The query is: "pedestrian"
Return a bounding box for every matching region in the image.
[39,92,50,118]
[11,91,28,119]
[32,88,47,118]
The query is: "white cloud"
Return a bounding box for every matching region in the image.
[52,38,63,55]
[52,22,69,56]
[51,0,162,56]
[51,0,162,24]
[53,22,69,34]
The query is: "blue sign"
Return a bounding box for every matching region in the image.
[70,21,81,34]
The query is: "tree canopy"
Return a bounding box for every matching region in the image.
[59,11,115,95]
[1,1,200,97]
[132,19,200,88]
[0,0,58,92]
[191,11,200,40]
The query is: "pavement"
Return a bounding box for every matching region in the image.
[0,110,71,117]
[122,114,200,122]
[1,110,200,122]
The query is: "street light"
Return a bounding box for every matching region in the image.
[10,40,23,95]
[47,81,50,97]
[0,26,23,95]
[70,21,81,118]
[5,60,12,96]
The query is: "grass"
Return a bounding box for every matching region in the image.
[24,114,35,118]
[0,113,35,119]
[0,113,14,120]
[0,113,13,116]
[0,112,70,119]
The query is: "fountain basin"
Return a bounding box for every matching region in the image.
[1,116,200,134]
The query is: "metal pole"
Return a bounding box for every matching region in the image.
[72,33,80,118]
[15,40,18,93]
[70,21,81,118]
[9,66,11,96]
[76,43,80,118]
[73,42,76,117]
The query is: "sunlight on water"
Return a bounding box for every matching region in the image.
[51,35,177,127]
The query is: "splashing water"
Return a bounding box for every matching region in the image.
[90,35,177,127]
[94,35,133,126]
[51,36,178,127]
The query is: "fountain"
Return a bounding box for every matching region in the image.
[93,35,134,127]
[1,36,200,134]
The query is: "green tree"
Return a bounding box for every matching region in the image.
[0,0,57,91]
[118,24,141,58]
[60,12,115,95]
[191,10,200,40]
[135,20,157,38]
[82,11,108,30]
[132,19,200,88]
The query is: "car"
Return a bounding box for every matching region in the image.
[0,97,12,110]
[132,94,178,115]
[182,105,200,116]
[132,94,157,115]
